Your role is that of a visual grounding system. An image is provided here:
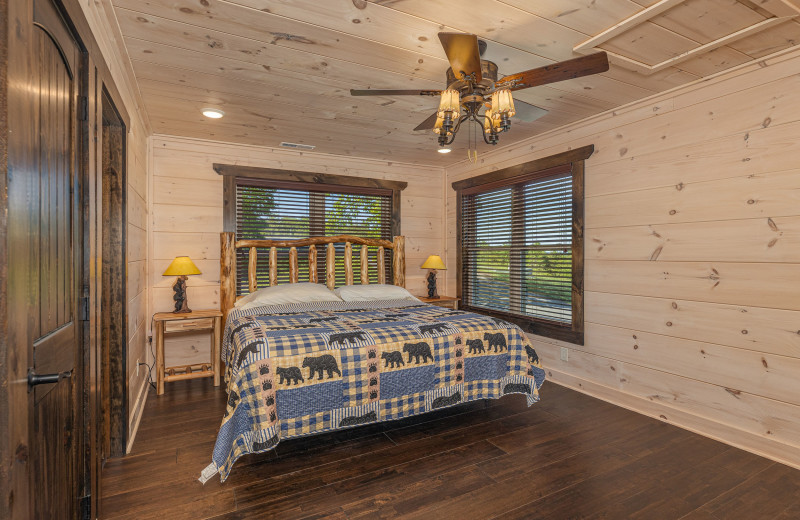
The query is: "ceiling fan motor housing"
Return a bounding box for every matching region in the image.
[446,59,498,91]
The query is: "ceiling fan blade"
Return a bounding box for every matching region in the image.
[513,100,548,123]
[413,112,439,131]
[438,32,482,83]
[495,52,609,92]
[350,89,441,97]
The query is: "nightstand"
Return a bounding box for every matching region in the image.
[153,309,223,395]
[418,295,460,310]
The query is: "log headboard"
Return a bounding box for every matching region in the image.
[220,232,406,318]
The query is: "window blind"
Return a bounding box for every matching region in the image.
[235,179,393,294]
[461,167,573,324]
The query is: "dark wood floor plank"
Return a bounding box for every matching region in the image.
[696,462,800,520]
[100,379,800,520]
[678,509,721,520]
[596,447,774,520]
[102,477,236,520]
[405,443,636,520]
[101,449,179,497]
[232,442,505,519]
[382,393,543,445]
[496,435,730,520]
[346,464,491,518]
[480,415,686,483]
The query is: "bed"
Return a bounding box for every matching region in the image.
[201,233,546,483]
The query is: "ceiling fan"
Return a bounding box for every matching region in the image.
[351,33,609,153]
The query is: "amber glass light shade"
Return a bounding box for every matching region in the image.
[420,255,447,270]
[483,107,500,134]
[163,256,202,276]
[492,89,516,118]
[437,89,461,119]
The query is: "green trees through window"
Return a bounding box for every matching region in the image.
[235,182,392,291]
[463,173,573,324]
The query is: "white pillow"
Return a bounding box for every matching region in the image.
[334,284,418,302]
[234,282,341,308]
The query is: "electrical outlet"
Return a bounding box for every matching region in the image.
[560,347,569,362]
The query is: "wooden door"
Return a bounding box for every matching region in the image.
[25,0,82,517]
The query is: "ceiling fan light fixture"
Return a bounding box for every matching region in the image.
[350,33,608,153]
[437,89,461,119]
[202,108,225,119]
[483,107,500,134]
[492,89,515,118]
[437,147,452,154]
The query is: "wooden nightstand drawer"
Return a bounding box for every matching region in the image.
[164,317,214,333]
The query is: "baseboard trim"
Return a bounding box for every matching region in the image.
[126,376,149,454]
[546,368,800,471]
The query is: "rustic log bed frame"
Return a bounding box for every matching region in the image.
[220,232,406,321]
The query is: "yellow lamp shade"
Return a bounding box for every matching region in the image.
[492,88,516,118]
[484,107,500,134]
[162,256,202,276]
[437,89,461,118]
[421,255,447,270]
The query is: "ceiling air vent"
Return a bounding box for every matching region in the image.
[279,142,316,151]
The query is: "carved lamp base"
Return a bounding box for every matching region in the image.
[172,275,192,314]
[426,270,439,299]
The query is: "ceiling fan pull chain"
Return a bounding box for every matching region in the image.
[468,119,478,163]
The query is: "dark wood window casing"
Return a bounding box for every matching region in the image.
[216,164,406,294]
[452,145,592,345]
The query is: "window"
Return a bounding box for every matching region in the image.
[453,146,591,345]
[216,164,405,295]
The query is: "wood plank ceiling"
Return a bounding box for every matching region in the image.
[110,0,800,166]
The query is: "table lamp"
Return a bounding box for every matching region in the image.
[163,256,201,313]
[421,255,447,298]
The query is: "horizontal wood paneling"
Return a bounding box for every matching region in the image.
[536,343,800,456]
[152,232,221,261]
[586,216,800,263]
[446,46,800,469]
[541,357,800,469]
[586,259,800,311]
[586,169,800,229]
[150,135,445,364]
[581,323,800,403]
[584,292,800,358]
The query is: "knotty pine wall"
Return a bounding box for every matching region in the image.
[149,135,446,367]
[77,1,151,446]
[125,127,148,444]
[446,46,800,469]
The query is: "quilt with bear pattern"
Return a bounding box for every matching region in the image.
[200,299,545,483]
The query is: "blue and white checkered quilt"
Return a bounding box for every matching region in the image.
[204,299,545,482]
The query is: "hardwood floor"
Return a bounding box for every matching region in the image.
[101,379,800,519]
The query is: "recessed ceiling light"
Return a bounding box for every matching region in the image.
[202,108,225,119]
[437,147,452,154]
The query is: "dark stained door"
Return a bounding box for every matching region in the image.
[27,0,82,517]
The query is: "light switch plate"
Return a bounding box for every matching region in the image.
[560,347,569,361]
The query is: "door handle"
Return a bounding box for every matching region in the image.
[27,368,71,389]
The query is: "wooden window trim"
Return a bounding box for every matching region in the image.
[453,145,592,345]
[215,163,406,237]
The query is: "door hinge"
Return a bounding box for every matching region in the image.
[79,95,88,122]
